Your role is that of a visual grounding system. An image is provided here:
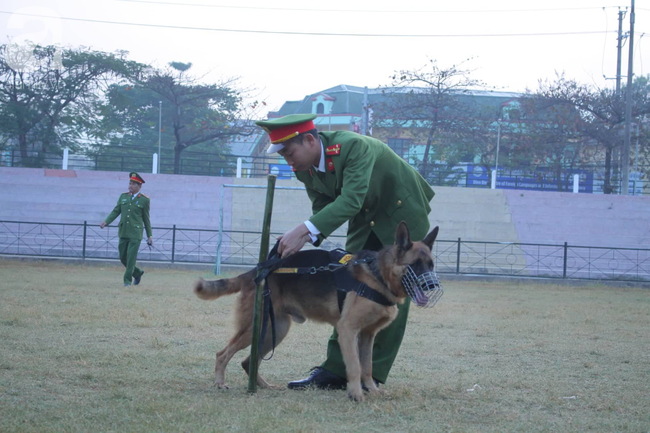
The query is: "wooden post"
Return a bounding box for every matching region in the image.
[247,174,277,394]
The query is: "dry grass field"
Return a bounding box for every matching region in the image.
[0,259,649,433]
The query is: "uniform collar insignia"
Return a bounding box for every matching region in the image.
[325,143,341,156]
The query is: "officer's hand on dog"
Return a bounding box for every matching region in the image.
[278,224,311,258]
[100,222,107,229]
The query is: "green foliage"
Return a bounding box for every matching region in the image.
[0,43,144,163]
[96,62,252,174]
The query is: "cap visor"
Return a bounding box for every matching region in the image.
[266,143,285,154]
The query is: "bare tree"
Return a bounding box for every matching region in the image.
[530,73,650,193]
[373,59,486,178]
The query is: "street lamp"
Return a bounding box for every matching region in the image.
[492,118,502,189]
[158,100,162,174]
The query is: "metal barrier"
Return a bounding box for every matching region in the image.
[2,149,647,196]
[1,220,648,282]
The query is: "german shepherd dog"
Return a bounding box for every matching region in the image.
[194,222,439,402]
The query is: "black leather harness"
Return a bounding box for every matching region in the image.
[252,243,395,360]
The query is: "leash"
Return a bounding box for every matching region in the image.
[254,242,281,361]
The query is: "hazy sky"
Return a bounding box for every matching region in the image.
[1,0,648,113]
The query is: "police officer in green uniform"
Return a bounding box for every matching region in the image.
[255,114,435,390]
[100,172,153,286]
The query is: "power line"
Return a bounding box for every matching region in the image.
[0,10,617,38]
[115,0,627,14]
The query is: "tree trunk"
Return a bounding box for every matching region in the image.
[555,163,563,191]
[603,147,613,194]
[19,133,28,159]
[420,127,436,180]
[174,145,182,174]
[173,117,183,174]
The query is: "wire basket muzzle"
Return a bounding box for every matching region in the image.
[401,266,443,308]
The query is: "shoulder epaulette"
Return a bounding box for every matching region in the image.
[325,143,342,156]
[141,194,149,199]
[123,192,130,194]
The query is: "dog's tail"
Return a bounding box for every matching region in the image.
[193,268,256,301]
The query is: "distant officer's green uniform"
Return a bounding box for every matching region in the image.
[256,114,435,383]
[103,172,153,286]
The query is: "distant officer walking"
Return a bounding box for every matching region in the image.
[100,172,153,286]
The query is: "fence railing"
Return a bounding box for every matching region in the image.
[2,149,647,195]
[1,220,648,282]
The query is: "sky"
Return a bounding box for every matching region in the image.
[1,0,649,114]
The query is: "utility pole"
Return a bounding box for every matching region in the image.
[621,0,635,195]
[613,8,626,191]
[616,9,626,95]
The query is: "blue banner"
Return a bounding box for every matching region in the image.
[465,165,594,193]
[268,163,293,179]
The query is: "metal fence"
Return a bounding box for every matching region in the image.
[1,220,648,282]
[2,148,647,195]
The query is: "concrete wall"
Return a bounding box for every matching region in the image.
[1,167,648,249]
[0,167,232,230]
[503,189,650,248]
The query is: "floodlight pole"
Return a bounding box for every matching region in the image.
[248,174,277,394]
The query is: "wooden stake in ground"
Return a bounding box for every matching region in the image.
[247,174,276,394]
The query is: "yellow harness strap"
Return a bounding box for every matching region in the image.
[272,254,353,275]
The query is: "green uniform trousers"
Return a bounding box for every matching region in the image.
[320,232,410,384]
[118,238,144,285]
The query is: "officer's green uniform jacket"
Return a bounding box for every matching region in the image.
[295,131,434,252]
[104,192,152,240]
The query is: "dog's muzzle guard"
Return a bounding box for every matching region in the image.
[401,266,443,308]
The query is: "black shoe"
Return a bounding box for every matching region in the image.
[134,272,144,286]
[287,367,347,390]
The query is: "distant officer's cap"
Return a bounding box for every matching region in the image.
[129,172,145,184]
[255,114,318,154]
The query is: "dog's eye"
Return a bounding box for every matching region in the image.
[410,259,433,275]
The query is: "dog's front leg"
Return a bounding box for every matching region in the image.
[358,332,381,396]
[337,323,364,402]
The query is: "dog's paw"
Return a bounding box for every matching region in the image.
[215,382,230,390]
[348,391,365,402]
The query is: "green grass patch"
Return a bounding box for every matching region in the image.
[0,260,648,432]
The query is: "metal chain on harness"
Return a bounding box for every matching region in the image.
[308,257,373,274]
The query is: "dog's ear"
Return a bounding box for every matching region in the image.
[395,221,412,253]
[422,226,439,250]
